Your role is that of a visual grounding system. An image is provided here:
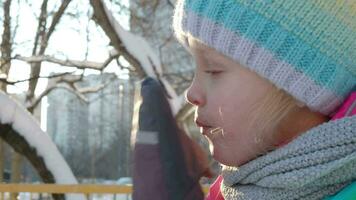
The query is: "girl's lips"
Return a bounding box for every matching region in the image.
[195,120,213,135]
[201,127,213,135]
[195,120,211,128]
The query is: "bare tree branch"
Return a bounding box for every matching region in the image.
[14,54,117,70]
[11,0,20,51]
[85,8,91,60]
[114,55,135,71]
[27,84,84,117]
[0,71,75,85]
[27,0,71,102]
[42,0,71,52]
[27,0,49,100]
[27,73,109,111]
[77,84,105,94]
[31,0,48,56]
[27,72,83,113]
[90,0,146,78]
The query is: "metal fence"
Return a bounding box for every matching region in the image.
[0,184,132,200]
[0,184,209,200]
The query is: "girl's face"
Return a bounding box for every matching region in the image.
[186,38,277,166]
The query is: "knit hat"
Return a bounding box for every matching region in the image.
[173,0,356,115]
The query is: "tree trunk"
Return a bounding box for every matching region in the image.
[0,0,13,185]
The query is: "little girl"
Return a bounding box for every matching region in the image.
[173,0,356,199]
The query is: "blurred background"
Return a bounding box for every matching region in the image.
[0,0,220,189]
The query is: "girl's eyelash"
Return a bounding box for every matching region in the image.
[205,70,222,75]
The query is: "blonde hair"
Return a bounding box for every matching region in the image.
[247,83,304,148]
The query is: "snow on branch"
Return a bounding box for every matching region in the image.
[90,0,186,114]
[27,73,107,111]
[52,85,89,102]
[90,0,163,78]
[0,91,85,200]
[14,54,117,71]
[77,84,106,94]
[91,1,143,77]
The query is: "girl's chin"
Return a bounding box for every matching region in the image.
[209,143,235,166]
[209,143,254,167]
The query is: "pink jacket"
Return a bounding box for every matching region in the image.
[205,92,356,200]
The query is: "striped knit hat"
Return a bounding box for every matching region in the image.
[173,0,356,115]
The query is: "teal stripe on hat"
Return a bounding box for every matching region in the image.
[242,0,356,72]
[186,0,356,76]
[184,0,356,97]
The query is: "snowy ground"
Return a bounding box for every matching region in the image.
[0,192,132,200]
[91,193,131,200]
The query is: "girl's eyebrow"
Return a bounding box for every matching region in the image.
[203,57,226,71]
[203,51,229,69]
[203,54,227,70]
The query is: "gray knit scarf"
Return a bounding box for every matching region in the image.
[221,116,356,200]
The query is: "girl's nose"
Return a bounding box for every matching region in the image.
[186,78,206,107]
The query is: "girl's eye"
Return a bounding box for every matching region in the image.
[205,70,222,76]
